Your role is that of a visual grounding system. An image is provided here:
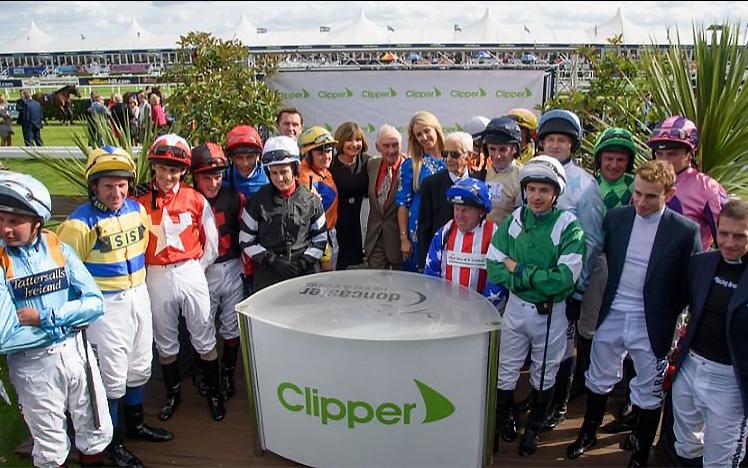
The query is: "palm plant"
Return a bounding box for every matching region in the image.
[639,23,748,197]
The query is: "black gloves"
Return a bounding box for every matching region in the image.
[132,182,152,197]
[565,296,582,322]
[261,251,315,278]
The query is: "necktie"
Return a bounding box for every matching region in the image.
[378,165,392,208]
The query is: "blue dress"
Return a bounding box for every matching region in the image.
[395,154,445,272]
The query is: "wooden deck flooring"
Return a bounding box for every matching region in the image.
[15,358,646,467]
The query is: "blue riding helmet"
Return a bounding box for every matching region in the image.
[446,177,492,212]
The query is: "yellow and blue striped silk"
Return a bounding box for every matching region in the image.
[57,198,149,293]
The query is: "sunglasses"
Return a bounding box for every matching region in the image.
[443,151,465,159]
[151,145,190,160]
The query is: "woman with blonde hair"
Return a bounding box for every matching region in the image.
[331,122,371,270]
[396,111,445,272]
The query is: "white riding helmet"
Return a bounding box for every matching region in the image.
[0,171,52,222]
[519,155,567,195]
[262,136,300,167]
[463,116,490,139]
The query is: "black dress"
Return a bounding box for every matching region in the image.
[330,152,370,270]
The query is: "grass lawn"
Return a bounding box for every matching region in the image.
[8,124,87,147]
[0,355,30,466]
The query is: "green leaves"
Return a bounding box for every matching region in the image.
[163,32,281,145]
[641,23,748,197]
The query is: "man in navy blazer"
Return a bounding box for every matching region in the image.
[567,160,701,466]
[670,199,748,466]
[16,90,43,146]
[417,132,482,269]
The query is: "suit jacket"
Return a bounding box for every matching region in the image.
[18,99,43,129]
[598,206,701,358]
[364,156,402,267]
[678,251,748,415]
[417,169,479,269]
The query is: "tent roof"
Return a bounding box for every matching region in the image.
[1,20,55,53]
[325,10,391,45]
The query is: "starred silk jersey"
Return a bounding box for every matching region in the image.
[136,182,218,268]
[57,198,149,292]
[424,218,507,308]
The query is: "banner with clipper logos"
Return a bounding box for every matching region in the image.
[270,69,545,146]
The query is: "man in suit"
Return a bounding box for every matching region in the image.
[567,160,701,466]
[365,124,404,270]
[417,131,477,269]
[16,90,43,146]
[670,199,748,466]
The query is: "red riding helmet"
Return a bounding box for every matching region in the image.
[191,143,229,174]
[147,134,192,167]
[226,125,263,157]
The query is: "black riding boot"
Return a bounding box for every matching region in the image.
[124,403,174,442]
[542,373,572,431]
[627,407,662,467]
[497,389,518,443]
[220,342,240,401]
[159,362,182,422]
[203,358,225,421]
[518,387,554,457]
[567,391,608,459]
[104,422,143,467]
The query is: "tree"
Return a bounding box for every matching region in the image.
[543,36,653,165]
[640,23,748,197]
[164,32,281,145]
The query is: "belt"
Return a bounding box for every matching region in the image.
[689,350,734,375]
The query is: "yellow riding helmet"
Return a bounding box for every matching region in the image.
[85,145,137,182]
[299,126,337,155]
[507,108,538,135]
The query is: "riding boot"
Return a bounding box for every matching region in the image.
[158,362,182,422]
[627,407,661,467]
[202,358,225,421]
[104,422,143,468]
[603,396,637,434]
[542,374,572,431]
[517,388,536,413]
[518,387,554,457]
[192,349,209,397]
[497,389,518,442]
[566,391,608,459]
[78,452,104,467]
[124,403,174,442]
[220,341,240,401]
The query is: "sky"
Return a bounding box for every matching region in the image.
[1,1,747,45]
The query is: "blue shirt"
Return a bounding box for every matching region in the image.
[395,155,446,240]
[223,163,269,199]
[0,231,104,354]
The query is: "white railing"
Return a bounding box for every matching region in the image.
[0,146,142,160]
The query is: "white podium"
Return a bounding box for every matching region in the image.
[237,270,501,467]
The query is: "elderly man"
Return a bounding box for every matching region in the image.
[417,131,481,269]
[365,124,405,270]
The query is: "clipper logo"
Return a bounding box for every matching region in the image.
[450,87,487,99]
[406,87,442,99]
[277,379,455,428]
[279,88,310,100]
[361,87,398,99]
[496,87,533,98]
[319,88,353,99]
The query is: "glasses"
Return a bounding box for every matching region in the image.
[443,151,465,159]
[151,145,190,160]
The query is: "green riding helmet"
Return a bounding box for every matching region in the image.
[593,127,636,173]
